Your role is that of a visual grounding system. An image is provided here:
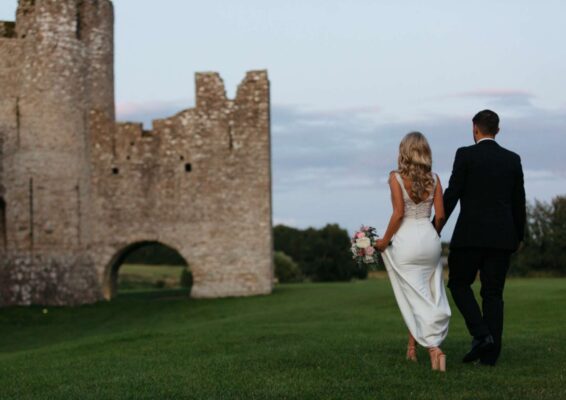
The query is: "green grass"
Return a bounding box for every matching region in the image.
[118,263,186,290]
[1,278,565,399]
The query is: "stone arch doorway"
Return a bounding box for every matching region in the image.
[103,240,190,299]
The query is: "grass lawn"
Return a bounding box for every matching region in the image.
[0,278,565,399]
[117,263,186,290]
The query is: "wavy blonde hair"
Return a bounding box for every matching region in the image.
[397,132,434,201]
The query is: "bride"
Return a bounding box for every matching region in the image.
[374,131,451,372]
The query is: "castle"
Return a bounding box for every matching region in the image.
[0,0,273,306]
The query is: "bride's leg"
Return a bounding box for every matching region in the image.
[428,347,446,372]
[406,332,417,362]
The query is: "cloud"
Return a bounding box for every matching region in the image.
[114,98,566,236]
[524,169,566,180]
[271,102,566,234]
[446,89,535,108]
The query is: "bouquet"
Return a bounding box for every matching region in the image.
[351,225,380,266]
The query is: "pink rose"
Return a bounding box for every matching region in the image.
[366,246,375,256]
[356,232,365,238]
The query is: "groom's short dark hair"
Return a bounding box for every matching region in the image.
[472,110,499,135]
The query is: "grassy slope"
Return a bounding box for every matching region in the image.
[118,264,186,290]
[0,278,565,399]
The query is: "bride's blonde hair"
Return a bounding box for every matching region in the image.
[397,132,434,201]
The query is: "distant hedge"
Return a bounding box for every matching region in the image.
[510,195,566,276]
[274,251,303,283]
[274,223,368,282]
[440,195,566,276]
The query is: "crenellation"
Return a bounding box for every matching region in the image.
[196,72,228,111]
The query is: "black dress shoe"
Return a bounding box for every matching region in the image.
[462,335,495,363]
[480,348,499,366]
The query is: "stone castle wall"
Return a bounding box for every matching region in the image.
[0,0,273,306]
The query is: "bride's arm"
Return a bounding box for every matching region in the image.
[433,174,446,234]
[375,172,404,251]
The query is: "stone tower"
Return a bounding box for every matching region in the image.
[0,0,273,306]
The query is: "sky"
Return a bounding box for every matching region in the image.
[2,0,565,238]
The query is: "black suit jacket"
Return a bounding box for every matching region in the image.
[443,139,526,251]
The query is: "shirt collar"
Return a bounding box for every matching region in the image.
[477,137,496,144]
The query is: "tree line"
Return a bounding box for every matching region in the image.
[273,224,369,283]
[122,195,565,281]
[510,195,566,276]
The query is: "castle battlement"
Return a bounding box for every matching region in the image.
[0,1,273,307]
[105,70,269,169]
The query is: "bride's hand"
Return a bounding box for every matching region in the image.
[374,239,389,252]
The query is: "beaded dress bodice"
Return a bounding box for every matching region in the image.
[394,172,437,219]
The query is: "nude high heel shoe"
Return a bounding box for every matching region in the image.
[406,334,417,362]
[428,347,446,372]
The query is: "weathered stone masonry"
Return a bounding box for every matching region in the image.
[0,0,273,306]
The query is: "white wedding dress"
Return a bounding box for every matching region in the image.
[381,172,451,348]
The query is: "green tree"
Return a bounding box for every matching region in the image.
[274,223,368,282]
[511,195,566,275]
[274,251,303,283]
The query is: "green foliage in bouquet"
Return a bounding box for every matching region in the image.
[350,225,384,273]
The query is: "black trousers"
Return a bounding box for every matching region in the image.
[447,247,511,363]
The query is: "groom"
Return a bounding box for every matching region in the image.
[442,110,526,366]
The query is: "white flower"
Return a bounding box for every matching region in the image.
[364,255,374,263]
[355,237,371,249]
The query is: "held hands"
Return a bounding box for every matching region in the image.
[374,238,389,252]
